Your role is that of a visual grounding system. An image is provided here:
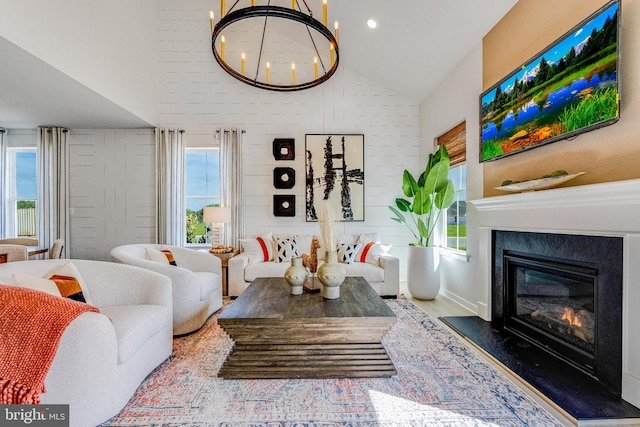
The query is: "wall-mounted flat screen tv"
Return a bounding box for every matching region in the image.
[480,0,620,163]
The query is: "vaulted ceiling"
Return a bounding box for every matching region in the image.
[0,0,518,129]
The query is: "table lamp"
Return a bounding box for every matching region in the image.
[203,206,232,249]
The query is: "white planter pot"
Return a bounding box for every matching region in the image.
[407,246,440,300]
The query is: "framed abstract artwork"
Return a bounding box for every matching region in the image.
[305,134,364,221]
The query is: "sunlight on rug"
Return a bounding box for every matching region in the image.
[100,298,563,426]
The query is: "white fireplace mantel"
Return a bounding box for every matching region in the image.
[469,177,640,409]
[471,178,640,213]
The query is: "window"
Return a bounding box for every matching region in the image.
[8,148,38,238]
[184,147,221,245]
[437,122,466,252]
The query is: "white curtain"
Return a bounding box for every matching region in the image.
[156,128,185,245]
[37,127,70,257]
[0,129,6,239]
[219,128,244,249]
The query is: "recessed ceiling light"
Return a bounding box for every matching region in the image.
[367,18,377,29]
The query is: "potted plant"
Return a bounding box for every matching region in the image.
[389,144,455,300]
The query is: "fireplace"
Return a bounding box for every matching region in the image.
[493,230,623,395]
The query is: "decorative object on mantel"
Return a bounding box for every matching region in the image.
[316,200,345,299]
[495,171,586,192]
[273,167,295,189]
[389,145,455,300]
[273,194,295,216]
[302,237,321,293]
[273,138,295,160]
[305,134,364,222]
[210,1,339,91]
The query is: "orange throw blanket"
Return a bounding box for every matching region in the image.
[0,285,99,404]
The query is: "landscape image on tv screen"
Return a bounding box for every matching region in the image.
[480,1,619,162]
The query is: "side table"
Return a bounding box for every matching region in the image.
[209,249,238,296]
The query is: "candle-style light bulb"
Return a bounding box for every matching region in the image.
[292,0,296,9]
[292,63,296,85]
[241,52,245,76]
[314,57,318,79]
[221,0,225,17]
[323,0,327,26]
[330,42,334,66]
[266,61,271,84]
[221,35,225,61]
[334,21,339,44]
[210,11,215,34]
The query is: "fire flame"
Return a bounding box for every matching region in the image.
[561,307,583,327]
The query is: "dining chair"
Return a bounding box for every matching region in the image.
[50,239,65,259]
[0,244,28,262]
[0,237,38,246]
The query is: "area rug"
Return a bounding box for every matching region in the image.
[100,298,563,426]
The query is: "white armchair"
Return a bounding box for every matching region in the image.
[110,244,223,335]
[0,259,173,427]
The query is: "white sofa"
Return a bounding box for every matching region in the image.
[110,244,223,335]
[228,233,399,298]
[0,259,173,427]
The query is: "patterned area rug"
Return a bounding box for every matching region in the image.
[100,298,563,426]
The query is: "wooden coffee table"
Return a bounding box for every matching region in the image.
[217,276,397,379]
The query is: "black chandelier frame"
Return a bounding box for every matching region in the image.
[211,4,340,91]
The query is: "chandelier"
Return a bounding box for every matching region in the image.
[210,0,339,91]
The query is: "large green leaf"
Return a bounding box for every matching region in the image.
[412,187,432,215]
[395,198,411,212]
[417,217,429,240]
[423,161,450,196]
[435,180,455,210]
[402,170,418,198]
[389,205,407,224]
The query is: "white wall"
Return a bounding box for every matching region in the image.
[68,129,156,260]
[0,0,159,125]
[419,43,484,313]
[156,0,420,279]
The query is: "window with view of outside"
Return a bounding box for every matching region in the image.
[185,147,220,245]
[446,164,466,251]
[14,149,37,237]
[437,121,466,252]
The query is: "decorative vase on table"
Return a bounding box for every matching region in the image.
[284,256,308,295]
[317,250,345,299]
[407,246,440,300]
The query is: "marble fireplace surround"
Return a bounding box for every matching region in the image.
[470,178,640,409]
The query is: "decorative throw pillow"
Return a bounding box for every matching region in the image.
[160,248,177,266]
[275,236,299,263]
[240,232,274,263]
[13,273,62,297]
[357,241,392,265]
[146,247,169,263]
[13,271,87,303]
[146,247,177,266]
[46,262,94,305]
[337,242,362,264]
[49,275,87,302]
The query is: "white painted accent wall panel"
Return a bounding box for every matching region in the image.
[68,129,155,260]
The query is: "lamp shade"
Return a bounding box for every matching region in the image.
[203,207,232,223]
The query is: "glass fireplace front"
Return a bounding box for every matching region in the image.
[504,251,597,374]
